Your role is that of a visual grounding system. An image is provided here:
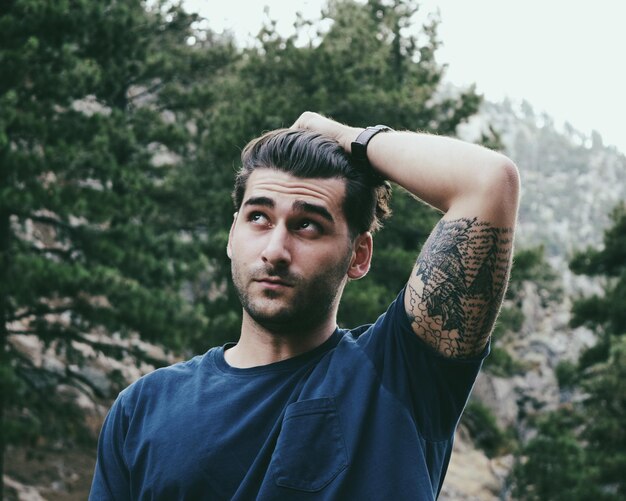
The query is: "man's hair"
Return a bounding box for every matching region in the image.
[232,128,392,236]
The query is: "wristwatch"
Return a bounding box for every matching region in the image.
[351,125,393,184]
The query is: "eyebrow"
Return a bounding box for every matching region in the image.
[243,196,334,223]
[243,196,274,209]
[292,200,334,223]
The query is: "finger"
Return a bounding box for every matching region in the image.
[290,111,325,130]
[290,111,309,130]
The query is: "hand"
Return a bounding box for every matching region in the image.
[290,112,362,153]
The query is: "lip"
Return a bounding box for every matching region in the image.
[255,278,293,288]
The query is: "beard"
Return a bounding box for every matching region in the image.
[231,251,352,336]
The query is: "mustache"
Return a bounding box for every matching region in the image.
[251,265,301,285]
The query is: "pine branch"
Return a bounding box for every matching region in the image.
[65,366,107,399]
[70,332,169,368]
[8,306,73,322]
[10,339,105,399]
[127,80,165,104]
[11,350,63,392]
[27,214,73,231]
[28,245,74,260]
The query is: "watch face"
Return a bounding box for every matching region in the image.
[350,141,368,162]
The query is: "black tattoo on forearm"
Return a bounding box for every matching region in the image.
[406,217,513,358]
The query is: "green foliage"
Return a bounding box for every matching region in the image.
[483,344,525,377]
[462,400,516,458]
[507,245,562,303]
[513,204,626,499]
[570,204,626,278]
[485,246,561,377]
[512,411,602,501]
[579,337,626,493]
[554,360,578,390]
[570,202,626,347]
[577,337,611,371]
[513,349,626,500]
[0,0,237,476]
[491,305,524,337]
[0,0,487,491]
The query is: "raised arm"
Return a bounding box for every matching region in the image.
[293,112,520,358]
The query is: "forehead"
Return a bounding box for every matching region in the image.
[242,169,347,218]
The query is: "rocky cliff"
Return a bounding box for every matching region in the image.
[440,98,621,499]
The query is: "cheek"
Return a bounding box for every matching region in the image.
[307,245,351,271]
[230,239,262,271]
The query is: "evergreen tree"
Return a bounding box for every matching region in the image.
[512,203,626,500]
[0,0,235,494]
[1,0,490,493]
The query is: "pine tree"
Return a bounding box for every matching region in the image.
[0,0,235,494]
[513,204,626,499]
[1,0,491,493]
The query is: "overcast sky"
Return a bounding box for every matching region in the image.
[186,0,626,154]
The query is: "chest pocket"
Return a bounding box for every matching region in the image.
[270,397,348,492]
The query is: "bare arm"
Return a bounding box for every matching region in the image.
[292,112,520,358]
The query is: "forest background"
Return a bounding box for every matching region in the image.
[1,1,625,499]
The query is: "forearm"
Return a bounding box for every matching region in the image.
[340,126,519,219]
[292,112,519,222]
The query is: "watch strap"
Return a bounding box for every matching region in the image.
[351,125,393,184]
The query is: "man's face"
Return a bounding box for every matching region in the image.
[228,168,356,334]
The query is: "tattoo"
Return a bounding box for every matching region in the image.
[406,217,513,358]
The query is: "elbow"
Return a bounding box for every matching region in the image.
[502,157,521,203]
[483,155,520,206]
[499,157,521,196]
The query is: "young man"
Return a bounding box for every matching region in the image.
[90,112,519,500]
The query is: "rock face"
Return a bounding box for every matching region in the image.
[3,475,47,501]
[436,98,616,500]
[440,427,512,501]
[4,333,178,501]
[458,98,626,263]
[482,281,594,426]
[440,278,596,499]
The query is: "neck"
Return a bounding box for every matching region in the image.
[224,311,337,368]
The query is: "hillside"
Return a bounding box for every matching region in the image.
[440,99,624,499]
[460,98,626,265]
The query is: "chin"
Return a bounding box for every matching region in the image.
[246,304,316,335]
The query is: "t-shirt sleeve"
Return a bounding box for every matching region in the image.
[356,285,489,442]
[89,392,131,500]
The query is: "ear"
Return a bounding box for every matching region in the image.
[226,212,238,259]
[347,232,373,280]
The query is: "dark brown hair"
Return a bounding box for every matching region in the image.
[232,128,391,237]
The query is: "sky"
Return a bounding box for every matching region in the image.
[186,0,626,154]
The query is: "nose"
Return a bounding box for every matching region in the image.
[261,225,291,267]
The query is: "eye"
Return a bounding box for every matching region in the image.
[248,211,269,225]
[296,219,322,234]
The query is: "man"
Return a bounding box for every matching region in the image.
[90,112,519,500]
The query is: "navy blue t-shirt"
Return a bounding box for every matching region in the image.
[90,287,488,500]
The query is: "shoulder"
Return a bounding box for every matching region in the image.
[118,349,215,408]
